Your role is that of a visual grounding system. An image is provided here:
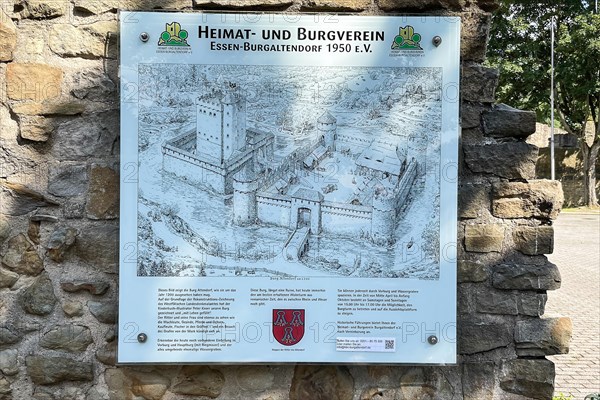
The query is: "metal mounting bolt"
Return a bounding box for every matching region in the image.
[427,335,438,345]
[140,32,150,42]
[137,333,147,343]
[432,36,442,47]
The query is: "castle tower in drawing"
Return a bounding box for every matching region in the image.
[163,83,274,194]
[196,84,247,164]
[317,111,337,151]
[233,164,259,226]
[371,185,396,242]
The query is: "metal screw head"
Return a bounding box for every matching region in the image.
[137,333,147,343]
[139,32,149,42]
[427,335,438,345]
[432,36,442,47]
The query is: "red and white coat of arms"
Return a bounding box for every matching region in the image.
[272,309,305,346]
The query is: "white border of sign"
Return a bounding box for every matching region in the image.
[119,11,459,364]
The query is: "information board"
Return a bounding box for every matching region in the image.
[119,11,460,364]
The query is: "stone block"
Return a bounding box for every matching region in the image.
[0,181,59,216]
[492,180,564,220]
[19,0,68,19]
[459,319,512,354]
[463,143,538,179]
[366,366,403,387]
[460,102,487,130]
[88,300,117,324]
[492,261,561,290]
[0,376,10,396]
[105,328,117,342]
[86,164,119,220]
[126,370,170,400]
[462,362,495,399]
[399,368,453,399]
[17,115,55,142]
[475,287,546,316]
[300,0,371,10]
[457,260,487,282]
[48,163,88,197]
[63,200,86,219]
[290,366,354,400]
[0,326,21,346]
[378,0,463,11]
[519,292,547,316]
[74,0,190,14]
[63,300,84,317]
[0,216,9,244]
[26,355,93,385]
[1,233,43,275]
[0,9,16,61]
[482,103,537,138]
[39,324,93,352]
[28,220,40,245]
[52,111,119,159]
[515,317,572,357]
[71,69,117,102]
[194,0,293,8]
[96,341,117,366]
[19,271,57,315]
[461,64,498,103]
[61,280,110,295]
[499,359,554,400]
[105,368,130,400]
[512,226,554,255]
[461,12,491,62]
[0,349,18,376]
[171,366,225,397]
[0,267,19,288]
[49,21,118,58]
[464,224,504,253]
[236,366,275,391]
[46,226,78,262]
[6,63,63,101]
[475,0,499,11]
[74,223,118,271]
[474,287,517,315]
[457,283,470,313]
[458,183,490,219]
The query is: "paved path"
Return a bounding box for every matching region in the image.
[545,213,600,398]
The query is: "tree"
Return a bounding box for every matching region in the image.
[487,0,600,206]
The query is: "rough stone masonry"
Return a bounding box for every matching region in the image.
[0,0,571,399]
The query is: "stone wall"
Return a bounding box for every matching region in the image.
[0,1,571,399]
[526,124,600,207]
[535,147,600,207]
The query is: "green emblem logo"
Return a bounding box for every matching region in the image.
[391,26,422,50]
[158,22,189,47]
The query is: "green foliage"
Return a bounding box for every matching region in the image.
[488,0,600,205]
[555,11,600,135]
[487,0,599,136]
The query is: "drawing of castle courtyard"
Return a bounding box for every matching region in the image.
[136,64,443,279]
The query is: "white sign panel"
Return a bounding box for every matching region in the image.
[119,11,460,364]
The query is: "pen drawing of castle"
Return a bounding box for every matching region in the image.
[137,64,443,279]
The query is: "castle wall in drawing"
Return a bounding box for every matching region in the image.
[162,84,274,194]
[162,84,417,251]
